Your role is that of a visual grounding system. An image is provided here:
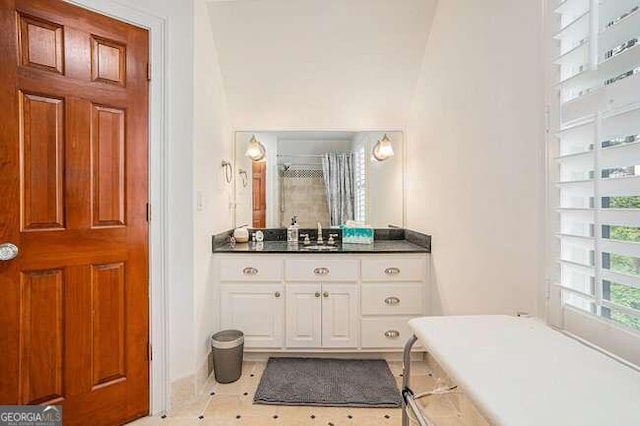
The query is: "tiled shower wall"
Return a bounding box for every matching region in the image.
[280,170,330,228]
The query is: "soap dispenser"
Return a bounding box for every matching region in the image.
[287,216,299,243]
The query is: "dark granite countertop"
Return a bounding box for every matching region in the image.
[213,239,428,254]
[212,228,431,254]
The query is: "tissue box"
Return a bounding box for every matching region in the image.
[341,226,374,244]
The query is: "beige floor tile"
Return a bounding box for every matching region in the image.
[399,374,438,393]
[135,417,202,426]
[125,415,165,425]
[418,394,460,418]
[250,361,267,376]
[153,359,483,426]
[213,373,261,396]
[203,395,242,422]
[430,415,470,426]
[388,361,432,378]
[350,411,400,426]
[238,400,279,417]
[166,393,211,418]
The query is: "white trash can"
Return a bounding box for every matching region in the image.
[211,330,244,383]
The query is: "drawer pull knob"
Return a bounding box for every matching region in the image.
[384,296,401,305]
[274,291,281,298]
[384,267,400,275]
[315,292,321,298]
[243,267,258,275]
[323,291,329,298]
[313,267,330,276]
[384,330,400,339]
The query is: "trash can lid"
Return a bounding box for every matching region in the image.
[211,330,244,349]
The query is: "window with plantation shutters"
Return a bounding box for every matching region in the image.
[551,0,640,334]
[354,144,366,223]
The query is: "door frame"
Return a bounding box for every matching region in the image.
[64,0,169,414]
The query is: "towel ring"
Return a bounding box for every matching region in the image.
[221,161,233,184]
[238,169,248,187]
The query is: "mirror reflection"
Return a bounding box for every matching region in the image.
[234,131,404,229]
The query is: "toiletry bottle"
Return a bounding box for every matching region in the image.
[287,216,299,243]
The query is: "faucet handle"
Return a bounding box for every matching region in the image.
[328,233,339,245]
[300,233,311,245]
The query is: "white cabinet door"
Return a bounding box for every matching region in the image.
[220,284,284,348]
[321,284,359,348]
[286,284,322,348]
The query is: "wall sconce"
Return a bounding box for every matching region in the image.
[245,134,266,161]
[372,133,394,161]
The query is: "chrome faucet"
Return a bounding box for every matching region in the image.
[317,222,323,244]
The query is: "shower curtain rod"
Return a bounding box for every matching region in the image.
[278,162,322,167]
[277,153,325,158]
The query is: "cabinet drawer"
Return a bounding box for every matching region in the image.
[361,284,424,316]
[361,257,425,282]
[361,318,414,349]
[219,257,283,281]
[285,259,359,282]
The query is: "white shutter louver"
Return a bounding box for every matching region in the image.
[354,145,366,223]
[552,0,640,332]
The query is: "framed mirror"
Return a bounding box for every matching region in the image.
[234,131,404,229]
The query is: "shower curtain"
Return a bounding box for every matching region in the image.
[321,152,355,227]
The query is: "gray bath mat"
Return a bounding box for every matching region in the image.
[254,357,402,408]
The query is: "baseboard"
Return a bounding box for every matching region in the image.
[243,351,426,362]
[169,375,197,410]
[169,350,214,410]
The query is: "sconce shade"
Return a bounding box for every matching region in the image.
[245,135,266,161]
[372,133,394,161]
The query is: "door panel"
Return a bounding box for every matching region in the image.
[321,284,359,348]
[91,104,126,227]
[17,13,64,74]
[220,284,284,348]
[19,269,65,405]
[0,0,149,424]
[286,284,322,348]
[252,161,266,228]
[90,36,126,85]
[91,263,126,388]
[19,91,65,231]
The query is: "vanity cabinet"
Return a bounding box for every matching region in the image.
[286,283,359,348]
[285,258,359,348]
[219,283,284,348]
[360,256,426,349]
[214,253,428,352]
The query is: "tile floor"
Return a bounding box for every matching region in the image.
[129,360,483,425]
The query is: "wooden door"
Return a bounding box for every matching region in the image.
[321,284,359,348]
[252,161,266,227]
[0,0,149,424]
[220,284,284,348]
[286,284,322,348]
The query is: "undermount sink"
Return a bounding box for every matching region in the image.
[301,244,339,251]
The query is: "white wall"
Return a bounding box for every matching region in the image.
[117,0,234,389]
[208,0,438,130]
[114,0,197,384]
[406,0,545,316]
[193,0,234,388]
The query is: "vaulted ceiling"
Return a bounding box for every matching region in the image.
[207,0,437,129]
